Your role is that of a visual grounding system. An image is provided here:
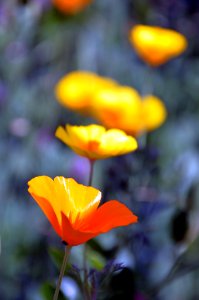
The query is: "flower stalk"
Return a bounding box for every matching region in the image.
[88,160,95,186]
[53,245,71,300]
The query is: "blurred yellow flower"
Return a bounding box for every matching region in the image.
[55,71,117,114]
[55,124,138,160]
[28,176,138,246]
[129,25,187,66]
[93,86,167,136]
[142,95,167,131]
[52,0,92,14]
[92,86,144,136]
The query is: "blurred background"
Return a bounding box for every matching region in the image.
[1,0,199,299]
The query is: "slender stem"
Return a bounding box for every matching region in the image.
[88,159,95,186]
[81,159,96,299]
[53,245,71,300]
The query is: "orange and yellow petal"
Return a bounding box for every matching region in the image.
[28,176,102,225]
[28,176,61,221]
[142,95,167,131]
[130,25,187,66]
[83,200,138,233]
[61,178,101,225]
[61,212,96,246]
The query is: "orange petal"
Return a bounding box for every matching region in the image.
[28,176,63,223]
[61,212,96,246]
[29,193,61,237]
[83,200,138,233]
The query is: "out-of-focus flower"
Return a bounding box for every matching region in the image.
[129,25,187,66]
[55,124,138,160]
[142,95,167,132]
[28,177,138,246]
[55,71,117,114]
[93,86,167,136]
[92,86,143,136]
[52,0,92,14]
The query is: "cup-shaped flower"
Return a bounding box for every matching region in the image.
[92,86,167,136]
[52,0,92,14]
[92,86,144,136]
[55,71,117,114]
[55,124,138,160]
[129,25,187,66]
[28,177,138,246]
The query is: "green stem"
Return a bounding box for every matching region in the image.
[53,245,71,300]
[88,159,95,186]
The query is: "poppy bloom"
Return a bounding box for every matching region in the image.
[129,25,187,66]
[55,124,138,160]
[55,71,117,114]
[142,95,167,131]
[52,0,92,14]
[28,177,138,246]
[92,86,167,136]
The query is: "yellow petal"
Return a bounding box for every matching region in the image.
[100,129,138,156]
[64,178,101,227]
[129,25,187,66]
[55,71,117,113]
[142,95,167,131]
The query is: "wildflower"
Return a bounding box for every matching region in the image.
[55,124,138,160]
[92,86,143,136]
[52,0,92,14]
[55,71,117,114]
[129,25,187,66]
[92,86,167,136]
[142,95,167,132]
[28,177,138,246]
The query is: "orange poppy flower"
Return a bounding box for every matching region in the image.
[55,124,138,160]
[55,71,117,114]
[129,25,187,66]
[52,0,92,14]
[92,86,167,136]
[28,177,138,246]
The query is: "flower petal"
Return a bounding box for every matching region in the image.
[100,129,138,156]
[83,200,138,233]
[64,178,101,226]
[55,126,74,148]
[142,95,167,131]
[61,212,96,246]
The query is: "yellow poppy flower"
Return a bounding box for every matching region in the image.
[55,124,138,160]
[129,25,187,66]
[52,0,92,14]
[92,85,144,135]
[55,71,117,114]
[28,176,138,246]
[92,86,167,136]
[142,95,167,131]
